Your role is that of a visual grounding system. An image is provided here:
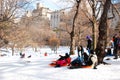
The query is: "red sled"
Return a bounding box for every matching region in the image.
[49,57,71,67]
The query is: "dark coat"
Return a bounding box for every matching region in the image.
[87,39,92,50]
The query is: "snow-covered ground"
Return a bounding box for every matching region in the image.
[0,47,120,80]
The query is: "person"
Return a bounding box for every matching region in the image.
[91,53,98,69]
[27,55,31,58]
[77,45,84,56]
[44,52,47,56]
[105,40,113,56]
[19,52,22,56]
[106,47,112,56]
[87,50,98,69]
[55,53,71,67]
[83,52,89,65]
[69,50,98,69]
[86,35,92,53]
[69,57,82,68]
[77,45,84,62]
[20,53,25,58]
[113,34,119,59]
[116,32,120,59]
[64,53,70,59]
[58,53,70,60]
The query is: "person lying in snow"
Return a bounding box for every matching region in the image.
[49,53,71,67]
[68,50,98,69]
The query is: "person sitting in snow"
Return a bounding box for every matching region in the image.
[20,53,25,58]
[69,52,89,68]
[19,52,22,56]
[58,53,70,60]
[55,53,71,67]
[83,52,89,65]
[69,50,98,69]
[87,50,98,69]
[27,55,31,58]
[77,45,84,56]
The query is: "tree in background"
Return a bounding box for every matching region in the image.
[6,27,32,55]
[19,5,53,47]
[0,0,32,48]
[69,0,81,55]
[96,0,112,64]
[49,37,60,54]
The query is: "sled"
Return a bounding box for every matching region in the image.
[68,65,92,69]
[68,58,92,69]
[49,61,68,67]
[49,57,71,67]
[49,61,57,67]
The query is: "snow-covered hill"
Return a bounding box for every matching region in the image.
[0,47,120,80]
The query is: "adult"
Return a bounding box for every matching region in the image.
[86,35,92,53]
[113,34,119,59]
[77,45,84,57]
[55,53,71,67]
[87,50,98,69]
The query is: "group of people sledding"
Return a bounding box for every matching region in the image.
[69,46,97,69]
[50,32,120,69]
[50,35,98,69]
[50,47,97,69]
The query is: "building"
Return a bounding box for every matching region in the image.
[20,3,52,29]
[50,8,72,29]
[32,3,52,20]
[24,3,52,20]
[50,10,60,28]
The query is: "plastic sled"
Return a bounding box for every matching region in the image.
[49,58,71,67]
[68,65,92,69]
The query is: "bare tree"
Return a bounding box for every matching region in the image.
[96,0,112,64]
[69,0,81,55]
[49,37,60,54]
[80,0,103,50]
[0,0,32,48]
[6,27,32,55]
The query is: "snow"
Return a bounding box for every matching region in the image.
[0,47,120,80]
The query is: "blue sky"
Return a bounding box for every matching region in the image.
[41,0,62,10]
[112,0,120,3]
[27,0,120,11]
[27,0,73,11]
[29,0,62,10]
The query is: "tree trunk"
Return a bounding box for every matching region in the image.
[92,0,97,51]
[96,0,111,64]
[11,45,15,56]
[70,0,81,55]
[92,20,97,50]
[70,32,75,55]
